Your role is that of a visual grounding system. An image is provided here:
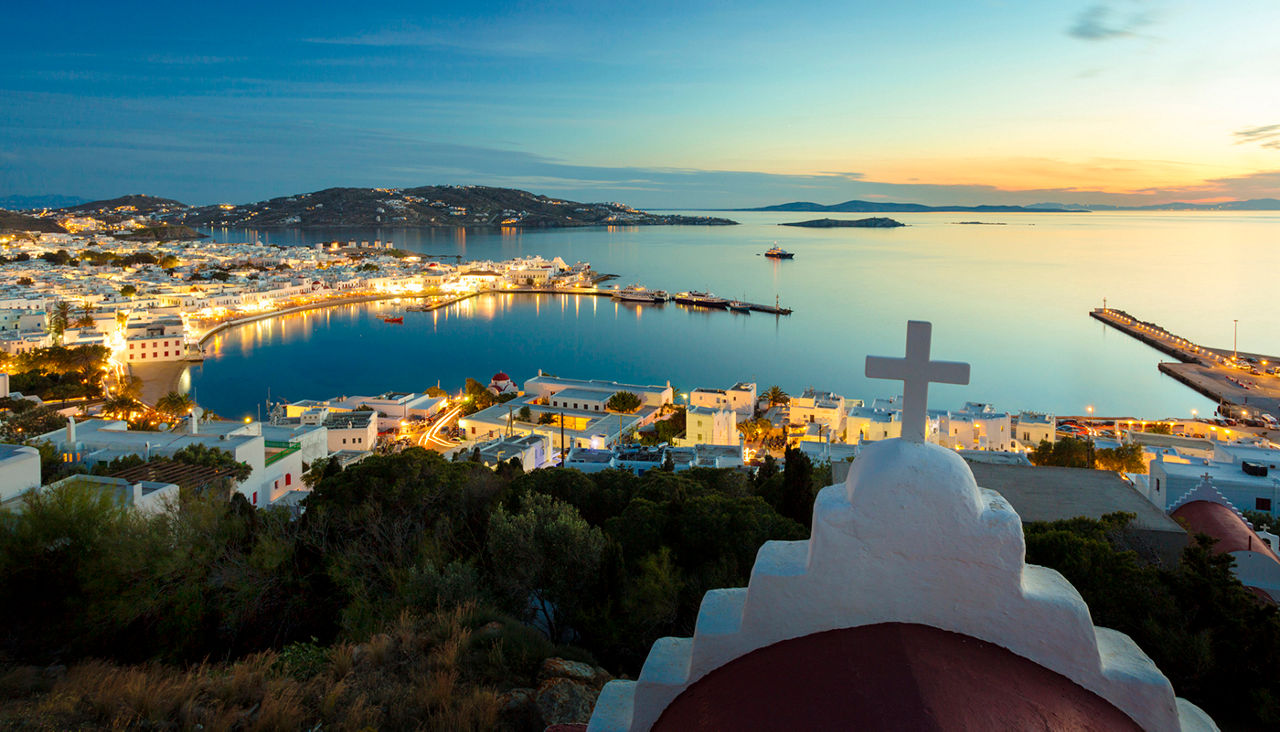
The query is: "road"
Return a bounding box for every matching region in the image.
[417,404,464,451]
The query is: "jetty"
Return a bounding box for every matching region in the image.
[1090,307,1280,420]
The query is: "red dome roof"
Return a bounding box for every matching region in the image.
[1172,500,1280,562]
[654,623,1141,731]
[492,372,511,382]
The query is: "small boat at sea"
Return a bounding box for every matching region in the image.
[383,316,404,323]
[765,245,795,259]
[613,284,660,303]
[674,291,729,309]
[728,300,751,313]
[651,290,670,302]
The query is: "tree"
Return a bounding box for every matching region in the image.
[606,391,642,413]
[119,285,137,299]
[538,411,557,425]
[764,385,789,407]
[426,385,447,397]
[170,443,253,482]
[101,394,142,420]
[155,391,195,421]
[518,405,533,422]
[73,301,95,329]
[17,276,33,287]
[779,447,815,528]
[49,301,71,342]
[486,492,606,641]
[1030,437,1092,468]
[159,254,179,269]
[1095,443,1146,473]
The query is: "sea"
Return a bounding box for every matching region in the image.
[189,211,1280,421]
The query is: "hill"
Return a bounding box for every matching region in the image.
[167,186,737,228]
[0,209,67,234]
[743,200,1086,213]
[60,194,189,218]
[113,224,205,241]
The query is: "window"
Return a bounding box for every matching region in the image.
[342,438,347,444]
[164,352,169,357]
[1257,497,1273,512]
[285,473,292,486]
[139,353,145,359]
[129,343,134,350]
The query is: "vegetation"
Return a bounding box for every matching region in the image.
[155,391,195,421]
[637,407,685,445]
[119,284,137,298]
[605,391,642,413]
[1025,513,1280,727]
[763,385,789,407]
[0,344,110,402]
[1094,443,1146,473]
[0,450,1276,727]
[1029,438,1146,473]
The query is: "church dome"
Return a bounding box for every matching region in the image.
[492,372,511,383]
[655,623,1141,731]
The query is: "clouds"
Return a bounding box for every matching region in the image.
[1234,124,1280,151]
[1068,2,1155,41]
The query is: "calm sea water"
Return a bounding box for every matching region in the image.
[190,211,1280,420]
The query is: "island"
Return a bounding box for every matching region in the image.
[164,186,738,229]
[779,217,906,228]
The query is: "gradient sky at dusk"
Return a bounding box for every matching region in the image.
[3,0,1278,207]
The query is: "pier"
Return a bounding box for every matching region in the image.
[1090,307,1280,420]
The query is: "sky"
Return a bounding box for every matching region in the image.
[2,0,1279,208]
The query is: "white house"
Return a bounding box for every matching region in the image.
[681,405,738,447]
[690,382,757,418]
[0,444,41,501]
[789,388,849,441]
[1014,411,1056,447]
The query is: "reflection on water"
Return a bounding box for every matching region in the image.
[193,212,1280,419]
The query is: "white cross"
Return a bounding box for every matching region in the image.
[866,321,970,443]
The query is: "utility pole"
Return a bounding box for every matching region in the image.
[1234,319,1239,360]
[559,409,566,467]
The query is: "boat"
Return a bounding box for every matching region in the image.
[383,316,404,323]
[728,300,751,313]
[651,290,670,302]
[765,245,795,259]
[612,284,660,303]
[674,290,729,309]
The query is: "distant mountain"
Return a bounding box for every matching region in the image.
[0,209,67,234]
[740,200,1087,213]
[1080,198,1280,211]
[743,197,1280,213]
[0,194,90,210]
[166,185,737,229]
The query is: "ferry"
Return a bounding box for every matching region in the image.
[383,316,404,323]
[674,291,729,309]
[765,245,795,259]
[612,284,660,303]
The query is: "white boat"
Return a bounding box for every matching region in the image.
[612,284,660,303]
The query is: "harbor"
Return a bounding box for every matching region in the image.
[1090,307,1280,422]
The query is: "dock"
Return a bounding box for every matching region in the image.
[1090,308,1280,420]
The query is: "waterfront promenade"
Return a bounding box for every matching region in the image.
[1090,308,1280,420]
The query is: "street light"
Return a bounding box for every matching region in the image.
[1234,319,1239,361]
